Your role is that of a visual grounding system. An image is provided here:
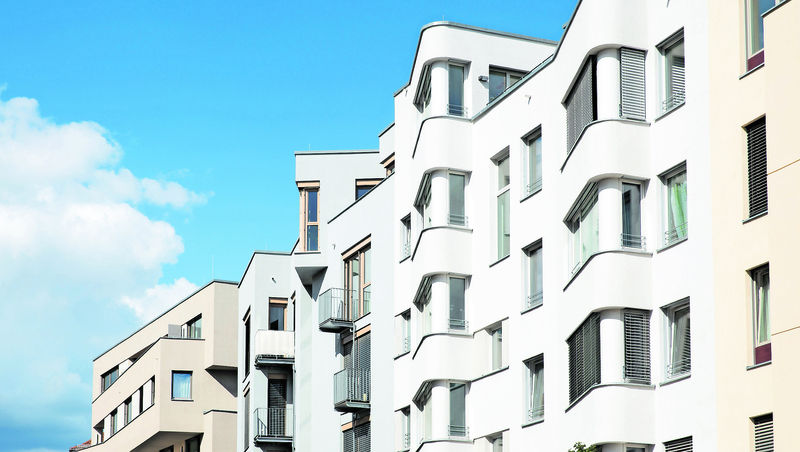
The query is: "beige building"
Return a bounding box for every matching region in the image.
[709,0,798,450]
[87,280,239,452]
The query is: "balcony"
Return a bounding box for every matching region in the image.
[318,288,370,333]
[333,368,370,412]
[254,407,293,445]
[254,330,294,367]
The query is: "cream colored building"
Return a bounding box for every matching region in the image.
[87,280,239,452]
[709,0,799,450]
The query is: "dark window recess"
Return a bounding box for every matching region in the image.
[747,118,768,218]
[567,312,601,403]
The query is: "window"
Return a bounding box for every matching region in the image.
[751,264,771,364]
[525,355,544,422]
[401,215,411,259]
[448,277,467,332]
[414,65,432,113]
[101,367,119,393]
[664,436,693,452]
[448,172,467,226]
[567,185,599,272]
[185,436,200,452]
[124,397,133,425]
[243,390,249,450]
[620,47,647,120]
[746,0,780,70]
[567,313,601,404]
[753,414,774,452]
[747,117,768,218]
[401,311,411,354]
[186,315,202,339]
[343,422,371,452]
[621,182,644,249]
[625,445,647,452]
[491,327,503,370]
[448,382,467,438]
[448,64,466,117]
[171,371,192,400]
[344,243,371,320]
[664,300,691,379]
[565,57,596,152]
[662,163,688,246]
[269,298,288,331]
[415,174,432,229]
[525,243,543,309]
[299,184,320,251]
[623,310,651,384]
[522,128,542,197]
[400,407,411,451]
[356,179,381,200]
[110,409,119,435]
[492,436,504,452]
[496,154,511,259]
[244,312,251,377]
[159,448,174,452]
[659,31,685,113]
[489,68,523,102]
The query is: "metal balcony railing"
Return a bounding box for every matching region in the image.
[661,90,685,113]
[664,222,688,246]
[527,405,544,422]
[448,425,469,438]
[254,407,293,439]
[402,432,410,449]
[254,330,294,364]
[526,291,543,309]
[402,242,411,258]
[447,104,468,117]
[621,233,646,250]
[333,368,371,407]
[447,213,468,227]
[402,336,411,353]
[448,318,468,332]
[667,358,691,378]
[525,177,542,196]
[318,287,354,324]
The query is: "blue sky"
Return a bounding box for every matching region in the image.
[0,1,574,450]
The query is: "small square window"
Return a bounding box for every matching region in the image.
[172,371,192,400]
[658,31,685,114]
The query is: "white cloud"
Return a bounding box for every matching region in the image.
[0,96,206,449]
[121,277,200,321]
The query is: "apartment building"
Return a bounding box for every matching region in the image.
[88,280,238,452]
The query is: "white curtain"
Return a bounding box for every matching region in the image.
[531,361,544,417]
[173,373,191,399]
[668,172,688,237]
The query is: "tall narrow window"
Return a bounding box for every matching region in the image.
[525,356,544,422]
[664,300,691,379]
[171,371,192,400]
[344,243,371,320]
[496,155,511,259]
[746,0,778,70]
[415,174,432,229]
[659,32,685,113]
[299,184,320,252]
[448,65,466,116]
[567,185,599,272]
[567,312,601,403]
[565,57,596,152]
[491,327,503,370]
[747,117,768,218]
[525,243,543,309]
[522,128,542,197]
[752,265,771,364]
[401,215,411,259]
[620,47,646,120]
[243,390,250,450]
[244,313,251,377]
[448,173,467,226]
[621,183,643,249]
[124,397,132,425]
[187,315,202,339]
[110,409,119,435]
[448,383,467,438]
[449,277,466,332]
[662,164,688,246]
[753,414,774,452]
[268,379,287,436]
[401,310,411,354]
[269,299,287,331]
[414,65,432,113]
[623,310,651,384]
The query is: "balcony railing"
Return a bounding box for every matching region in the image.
[402,242,411,259]
[318,288,370,332]
[448,425,469,439]
[621,233,646,250]
[525,177,542,196]
[526,291,543,309]
[254,330,294,366]
[447,213,468,227]
[661,90,685,113]
[667,358,691,379]
[664,222,688,246]
[447,104,468,117]
[402,432,410,450]
[333,367,370,411]
[254,407,293,441]
[527,405,544,422]
[402,336,411,354]
[447,318,468,332]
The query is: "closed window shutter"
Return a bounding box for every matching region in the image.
[671,56,686,103]
[620,48,646,120]
[624,310,651,384]
[747,118,768,217]
[343,428,355,452]
[565,57,596,153]
[355,422,371,452]
[356,334,371,402]
[567,312,600,403]
[754,414,774,452]
[665,436,693,452]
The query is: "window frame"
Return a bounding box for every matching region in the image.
[524,354,544,423]
[523,240,543,310]
[355,178,382,200]
[657,30,686,114]
[299,183,320,252]
[621,179,645,250]
[448,381,468,439]
[101,366,119,393]
[751,264,771,365]
[660,162,688,247]
[662,298,691,380]
[448,276,468,333]
[401,310,411,354]
[171,371,193,401]
[447,63,467,117]
[415,173,433,230]
[269,297,288,331]
[752,413,774,452]
[343,242,372,321]
[186,315,202,339]
[566,185,599,273]
[491,326,503,370]
[745,0,779,70]
[447,171,468,227]
[567,312,601,404]
[623,309,651,385]
[494,152,511,260]
[243,310,251,378]
[746,117,768,218]
[488,67,524,102]
[521,127,543,198]
[401,214,411,259]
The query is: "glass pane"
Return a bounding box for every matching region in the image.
[449,174,465,225]
[172,372,191,399]
[306,225,318,251]
[509,74,522,87]
[530,248,543,299]
[356,186,370,199]
[497,190,510,259]
[449,66,464,109]
[622,183,642,242]
[270,305,285,331]
[489,70,506,101]
[749,0,776,54]
[581,195,599,260]
[449,278,466,323]
[492,328,502,369]
[363,248,371,285]
[665,40,685,104]
[529,136,542,189]
[449,383,466,427]
[190,317,202,339]
[756,269,770,343]
[498,157,510,189]
[307,190,318,222]
[667,171,688,237]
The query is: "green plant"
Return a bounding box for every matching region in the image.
[568,442,597,452]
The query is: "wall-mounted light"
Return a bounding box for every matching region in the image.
[478,75,488,82]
